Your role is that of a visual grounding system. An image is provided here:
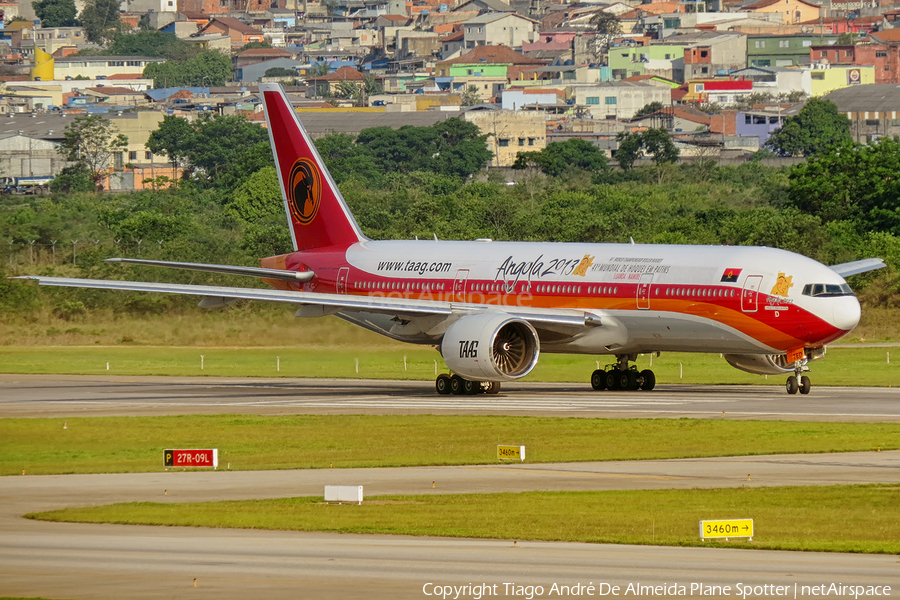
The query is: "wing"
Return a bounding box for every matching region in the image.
[103,258,315,282]
[829,258,886,277]
[12,275,595,329]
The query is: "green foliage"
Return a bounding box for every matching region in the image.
[615,128,679,171]
[634,101,665,118]
[143,50,232,88]
[78,0,123,43]
[766,98,852,157]
[33,0,78,27]
[513,139,609,176]
[239,41,272,52]
[0,267,40,313]
[59,115,128,188]
[787,137,900,235]
[264,67,297,78]
[107,32,199,61]
[146,113,270,190]
[460,85,481,107]
[50,164,96,194]
[226,166,282,223]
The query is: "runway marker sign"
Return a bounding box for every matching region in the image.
[165,449,218,469]
[497,445,525,461]
[700,518,753,541]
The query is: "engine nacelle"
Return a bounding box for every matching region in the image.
[441,313,540,382]
[724,347,827,375]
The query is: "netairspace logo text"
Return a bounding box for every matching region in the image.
[422,582,892,600]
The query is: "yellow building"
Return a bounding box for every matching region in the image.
[742,0,822,24]
[810,65,875,96]
[463,111,547,167]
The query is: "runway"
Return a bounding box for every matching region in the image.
[2,374,900,421]
[1,375,899,599]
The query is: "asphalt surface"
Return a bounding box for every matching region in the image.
[1,376,900,599]
[2,374,900,421]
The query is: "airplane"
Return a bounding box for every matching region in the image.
[15,83,886,396]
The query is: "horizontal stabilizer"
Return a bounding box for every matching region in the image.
[829,258,886,277]
[105,258,314,282]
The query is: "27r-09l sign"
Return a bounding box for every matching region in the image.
[165,449,218,468]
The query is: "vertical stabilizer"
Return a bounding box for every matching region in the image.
[259,82,366,251]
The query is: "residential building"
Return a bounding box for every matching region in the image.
[629,106,711,132]
[824,83,900,143]
[746,33,838,67]
[735,107,788,147]
[435,45,546,79]
[573,81,670,119]
[53,56,165,80]
[462,13,539,50]
[463,110,547,167]
[808,64,874,96]
[811,42,900,85]
[740,0,822,25]
[681,78,753,103]
[608,43,684,80]
[729,66,811,96]
[193,17,265,48]
[0,133,65,179]
[501,87,565,110]
[83,86,149,107]
[14,26,87,60]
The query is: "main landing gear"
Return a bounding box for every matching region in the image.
[435,374,501,396]
[590,354,656,392]
[785,363,812,395]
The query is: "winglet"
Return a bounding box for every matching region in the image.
[829,258,886,277]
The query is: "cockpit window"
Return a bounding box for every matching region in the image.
[802,283,854,297]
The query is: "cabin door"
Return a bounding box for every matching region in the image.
[453,269,469,303]
[637,273,653,310]
[741,275,763,313]
[336,267,349,295]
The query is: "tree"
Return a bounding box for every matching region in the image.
[146,114,195,180]
[238,41,272,52]
[50,164,95,193]
[33,0,78,27]
[634,101,665,118]
[146,113,270,190]
[513,139,609,176]
[143,50,232,88]
[58,115,128,190]
[79,0,123,43]
[107,32,199,61]
[590,10,621,61]
[264,67,297,78]
[461,85,481,107]
[766,98,852,157]
[787,137,900,234]
[615,128,679,182]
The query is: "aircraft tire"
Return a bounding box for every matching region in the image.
[450,375,466,395]
[462,378,478,395]
[485,381,501,394]
[619,370,638,391]
[786,375,799,395]
[799,375,811,395]
[591,369,607,391]
[435,374,451,395]
[605,370,619,390]
[640,369,656,391]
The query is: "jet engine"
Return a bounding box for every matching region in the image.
[440,313,540,382]
[723,354,796,375]
[723,345,827,376]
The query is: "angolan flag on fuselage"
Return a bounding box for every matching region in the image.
[721,268,742,283]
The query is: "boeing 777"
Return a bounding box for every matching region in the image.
[16,83,885,395]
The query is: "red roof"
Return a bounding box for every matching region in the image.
[870,29,900,43]
[307,66,366,82]
[437,44,545,66]
[108,73,145,79]
[238,48,292,57]
[86,86,145,95]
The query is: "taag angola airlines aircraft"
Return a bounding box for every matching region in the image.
[17,83,886,396]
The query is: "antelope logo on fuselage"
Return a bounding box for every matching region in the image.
[287,157,321,225]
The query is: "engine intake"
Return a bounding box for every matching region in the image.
[441,313,540,382]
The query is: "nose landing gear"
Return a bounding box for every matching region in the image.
[785,360,811,395]
[591,354,656,391]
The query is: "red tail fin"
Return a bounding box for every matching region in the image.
[259,82,365,251]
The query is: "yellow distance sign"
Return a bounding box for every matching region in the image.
[699,518,753,540]
[497,445,525,461]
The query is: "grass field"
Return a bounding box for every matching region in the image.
[2,345,900,386]
[27,484,900,554]
[2,415,898,476]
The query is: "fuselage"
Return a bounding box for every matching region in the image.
[261,239,860,357]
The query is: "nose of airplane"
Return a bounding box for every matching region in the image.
[832,295,861,331]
